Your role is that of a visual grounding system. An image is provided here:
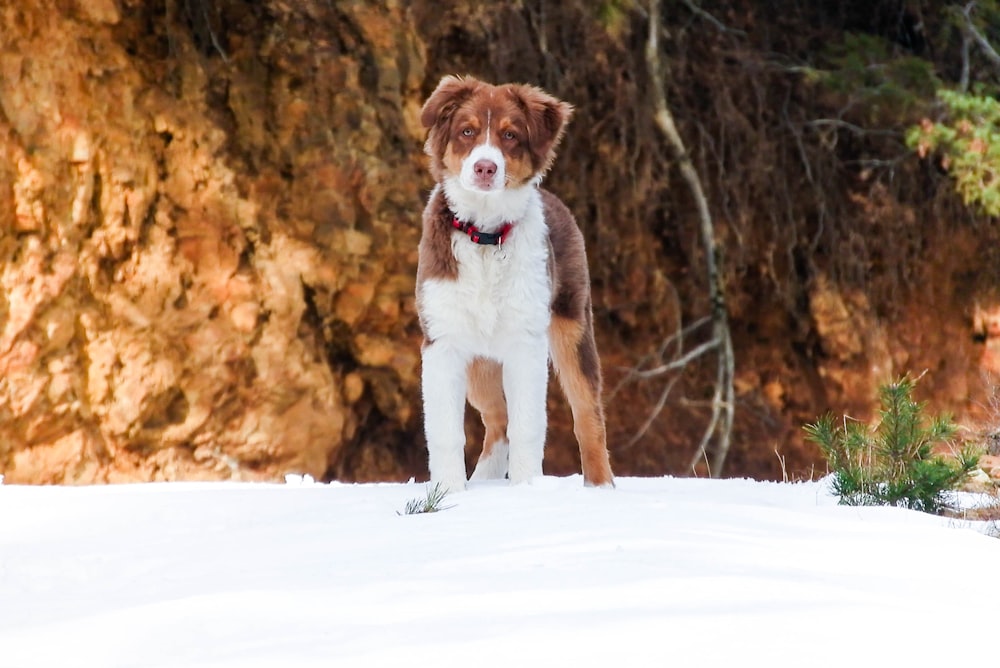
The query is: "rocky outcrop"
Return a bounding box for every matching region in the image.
[1,1,425,482]
[2,1,999,484]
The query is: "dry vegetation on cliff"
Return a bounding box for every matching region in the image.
[2,0,1000,484]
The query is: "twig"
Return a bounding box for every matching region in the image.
[650,314,712,362]
[958,2,1000,74]
[681,0,747,36]
[960,29,971,93]
[197,0,229,62]
[623,374,683,450]
[629,335,719,380]
[609,295,702,401]
[647,0,736,477]
[775,446,788,483]
[689,331,734,475]
[804,119,900,137]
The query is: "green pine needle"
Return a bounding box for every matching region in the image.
[399,482,455,516]
[804,373,982,515]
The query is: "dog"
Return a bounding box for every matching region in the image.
[416,75,614,492]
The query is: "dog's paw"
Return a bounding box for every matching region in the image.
[507,442,543,486]
[470,439,509,481]
[431,477,467,495]
[507,468,543,486]
[584,477,616,490]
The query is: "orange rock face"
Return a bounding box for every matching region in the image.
[0,1,423,483]
[2,1,1000,485]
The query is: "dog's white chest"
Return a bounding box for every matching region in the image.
[420,222,552,357]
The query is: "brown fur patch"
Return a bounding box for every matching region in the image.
[415,187,458,344]
[549,316,614,487]
[466,357,508,461]
[416,187,458,284]
[577,310,602,392]
[421,76,483,182]
[506,84,574,175]
[542,190,590,321]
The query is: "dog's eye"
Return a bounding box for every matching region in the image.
[462,128,475,137]
[502,130,517,141]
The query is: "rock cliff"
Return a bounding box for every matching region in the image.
[1,0,998,484]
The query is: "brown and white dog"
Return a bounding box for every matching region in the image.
[416,75,614,492]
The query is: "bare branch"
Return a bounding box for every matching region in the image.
[623,374,683,450]
[680,0,747,36]
[804,119,900,137]
[960,30,971,93]
[959,2,1000,74]
[609,291,698,400]
[712,326,735,474]
[629,336,720,380]
[646,0,736,477]
[612,315,712,387]
[687,337,730,474]
[652,315,712,360]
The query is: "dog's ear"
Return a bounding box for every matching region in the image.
[421,75,480,130]
[421,76,481,177]
[508,84,574,174]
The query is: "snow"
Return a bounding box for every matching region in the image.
[1,475,996,667]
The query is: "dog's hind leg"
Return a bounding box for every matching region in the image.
[549,315,615,487]
[467,357,509,481]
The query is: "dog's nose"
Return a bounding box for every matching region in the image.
[474,160,497,178]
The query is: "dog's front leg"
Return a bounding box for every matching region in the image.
[503,339,549,485]
[422,341,469,493]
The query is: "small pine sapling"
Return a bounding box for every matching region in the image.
[399,483,455,515]
[805,374,980,514]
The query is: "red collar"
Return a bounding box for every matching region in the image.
[451,216,513,246]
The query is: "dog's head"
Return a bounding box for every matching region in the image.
[421,75,573,193]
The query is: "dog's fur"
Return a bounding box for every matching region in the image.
[416,75,614,492]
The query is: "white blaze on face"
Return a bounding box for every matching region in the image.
[460,143,506,192]
[459,109,507,192]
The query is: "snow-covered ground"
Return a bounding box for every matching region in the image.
[1,475,996,667]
